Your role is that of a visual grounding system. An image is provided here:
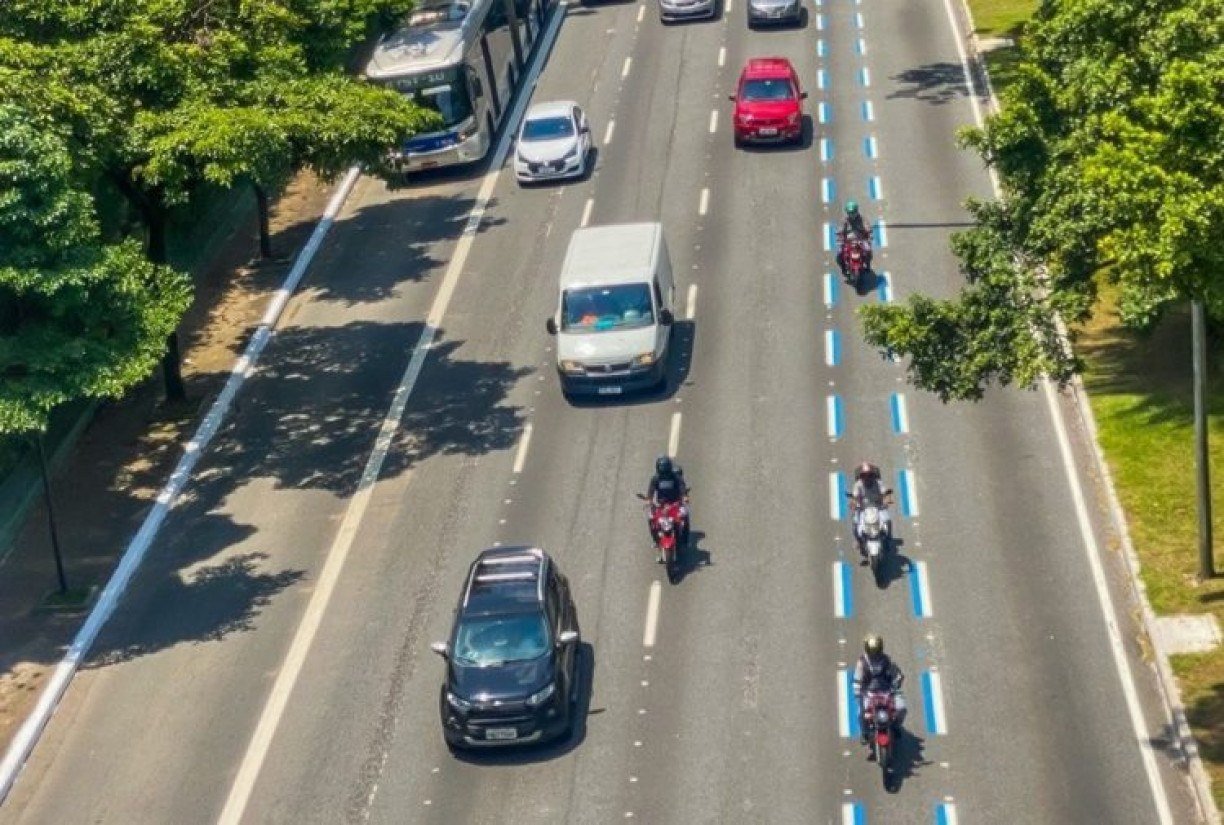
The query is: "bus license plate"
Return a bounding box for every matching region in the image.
[486,727,518,740]
[597,386,623,395]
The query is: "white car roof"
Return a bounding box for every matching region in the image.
[523,100,579,121]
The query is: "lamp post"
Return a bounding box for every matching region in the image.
[1192,299,1215,581]
[34,435,68,594]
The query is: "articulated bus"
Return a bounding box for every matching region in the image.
[365,0,555,172]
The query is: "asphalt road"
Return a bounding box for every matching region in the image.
[0,0,1203,822]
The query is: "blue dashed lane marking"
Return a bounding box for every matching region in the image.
[898,468,918,516]
[877,271,892,302]
[824,273,838,308]
[889,392,908,434]
[868,176,882,200]
[863,136,877,159]
[861,100,874,122]
[820,138,833,162]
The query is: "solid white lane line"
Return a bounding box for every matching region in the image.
[698,187,709,216]
[718,46,726,67]
[512,423,534,474]
[622,57,632,78]
[668,412,682,457]
[580,197,594,227]
[211,8,569,825]
[643,581,662,647]
[939,0,1168,810]
[686,284,698,320]
[0,158,367,809]
[708,109,718,134]
[604,120,615,145]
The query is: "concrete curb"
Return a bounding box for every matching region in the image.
[952,1,1219,821]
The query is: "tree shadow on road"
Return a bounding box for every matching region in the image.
[887,62,972,106]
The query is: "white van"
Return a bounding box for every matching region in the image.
[545,223,675,397]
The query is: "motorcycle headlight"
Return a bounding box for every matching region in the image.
[527,683,556,707]
[875,709,890,725]
[446,691,473,711]
[632,351,656,367]
[559,359,585,375]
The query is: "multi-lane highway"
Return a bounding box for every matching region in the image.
[0,0,1203,822]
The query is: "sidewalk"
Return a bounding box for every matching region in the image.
[0,172,335,752]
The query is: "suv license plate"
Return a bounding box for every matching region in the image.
[597,386,623,395]
[759,127,778,136]
[486,727,518,740]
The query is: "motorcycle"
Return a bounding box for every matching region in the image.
[848,491,893,587]
[861,688,900,788]
[838,231,872,290]
[637,494,689,582]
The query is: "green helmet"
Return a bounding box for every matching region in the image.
[845,200,859,216]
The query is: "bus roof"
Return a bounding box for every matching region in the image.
[365,0,492,80]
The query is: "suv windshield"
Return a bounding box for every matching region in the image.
[522,116,574,141]
[562,283,654,332]
[741,78,795,101]
[454,613,549,666]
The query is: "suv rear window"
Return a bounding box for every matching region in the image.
[453,613,549,666]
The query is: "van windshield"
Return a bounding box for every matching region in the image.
[562,284,654,332]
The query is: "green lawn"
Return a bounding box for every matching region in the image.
[965,0,1037,39]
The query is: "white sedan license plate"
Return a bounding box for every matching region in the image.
[597,385,623,395]
[759,127,778,136]
[486,727,518,740]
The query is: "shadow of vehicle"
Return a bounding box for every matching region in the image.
[672,529,713,585]
[873,537,911,590]
[449,640,596,765]
[884,726,928,793]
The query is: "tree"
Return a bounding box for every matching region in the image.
[859,0,1224,400]
[0,0,435,399]
[0,101,190,434]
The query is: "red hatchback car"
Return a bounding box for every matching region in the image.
[730,57,807,147]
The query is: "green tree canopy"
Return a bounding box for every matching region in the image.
[861,0,1224,401]
[0,102,190,433]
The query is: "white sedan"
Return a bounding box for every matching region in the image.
[514,101,592,184]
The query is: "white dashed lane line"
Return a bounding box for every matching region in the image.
[622,57,632,78]
[581,197,594,227]
[637,4,645,22]
[643,581,662,647]
[718,46,726,67]
[667,412,682,458]
[698,187,709,216]
[512,422,534,474]
[708,109,718,134]
[686,284,698,319]
[604,120,616,145]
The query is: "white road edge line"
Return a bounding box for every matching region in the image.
[580,197,594,228]
[686,284,698,320]
[698,187,710,216]
[512,422,534,474]
[603,120,615,145]
[0,115,372,811]
[937,0,1172,817]
[213,7,569,824]
[643,581,662,647]
[667,412,682,458]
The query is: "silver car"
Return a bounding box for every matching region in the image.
[514,101,592,184]
[747,0,801,26]
[659,0,716,23]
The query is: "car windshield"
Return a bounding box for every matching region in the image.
[454,613,550,666]
[562,283,655,332]
[741,78,795,101]
[522,115,575,141]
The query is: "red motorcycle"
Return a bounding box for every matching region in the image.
[637,494,689,581]
[862,689,899,787]
[838,231,873,289]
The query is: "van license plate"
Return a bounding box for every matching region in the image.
[597,386,623,395]
[486,727,518,740]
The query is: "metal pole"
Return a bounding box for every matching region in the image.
[36,436,69,593]
[1192,299,1214,580]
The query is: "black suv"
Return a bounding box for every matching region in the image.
[431,546,581,749]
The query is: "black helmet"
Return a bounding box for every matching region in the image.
[655,455,673,475]
[864,634,884,656]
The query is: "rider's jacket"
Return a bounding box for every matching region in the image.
[649,467,686,505]
[853,652,902,695]
[841,214,870,240]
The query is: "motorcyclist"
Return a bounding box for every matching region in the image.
[836,200,873,275]
[647,455,689,560]
[852,635,907,749]
[849,461,891,559]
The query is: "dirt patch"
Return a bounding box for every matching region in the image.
[0,171,335,753]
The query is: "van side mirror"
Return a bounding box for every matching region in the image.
[545,317,558,335]
[430,641,450,658]
[659,308,674,325]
